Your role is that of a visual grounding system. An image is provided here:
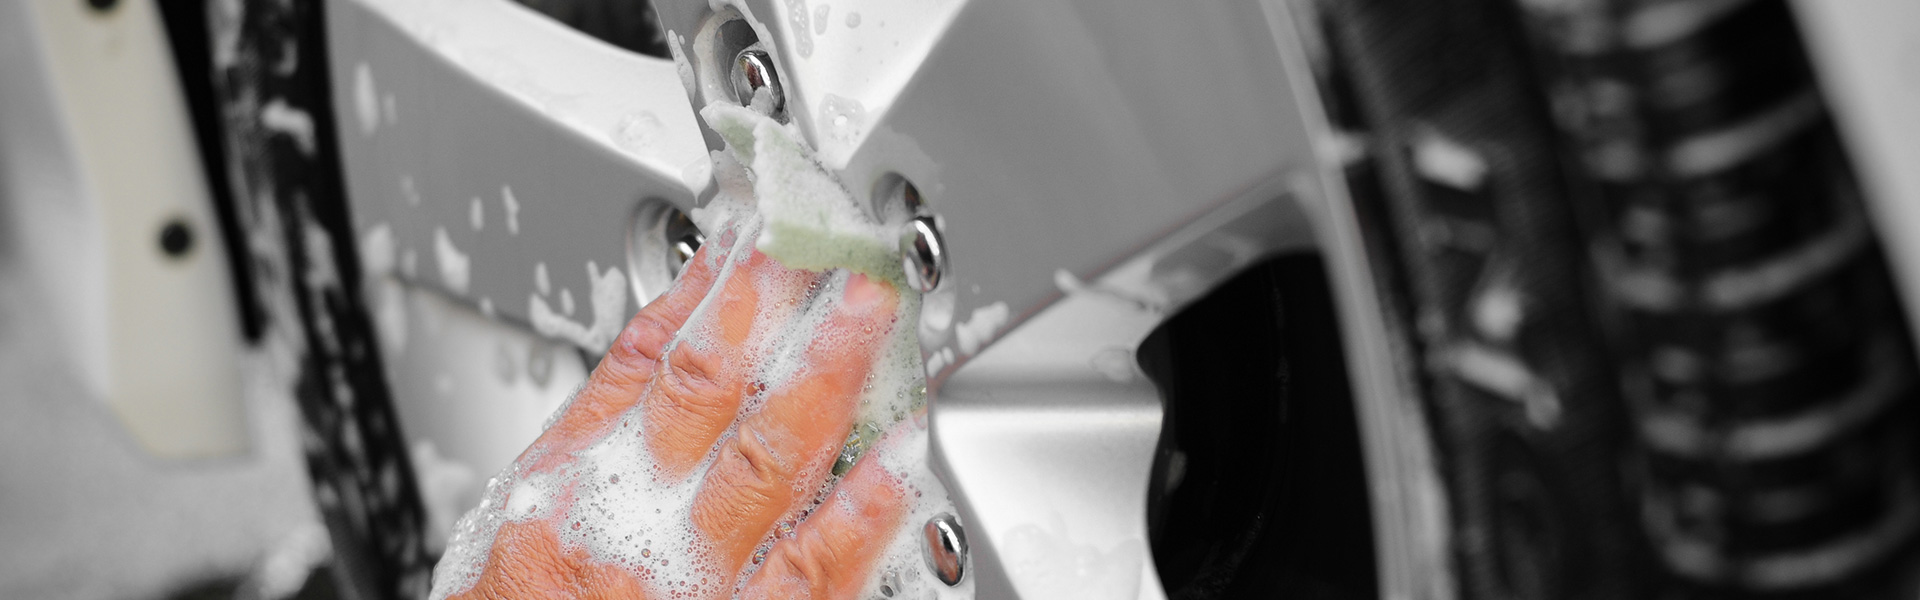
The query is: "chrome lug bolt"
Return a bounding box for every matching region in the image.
[663,208,704,276]
[922,513,968,586]
[901,216,947,293]
[730,47,785,118]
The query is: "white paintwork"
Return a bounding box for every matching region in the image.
[1,0,249,459]
[372,275,591,543]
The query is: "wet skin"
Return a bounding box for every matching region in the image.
[445,232,913,600]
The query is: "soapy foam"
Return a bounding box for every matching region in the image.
[432,227,471,294]
[261,98,318,156]
[430,98,970,599]
[353,63,379,136]
[528,261,631,350]
[698,103,898,279]
[500,186,521,235]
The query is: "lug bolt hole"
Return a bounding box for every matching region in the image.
[627,199,704,305]
[665,211,704,275]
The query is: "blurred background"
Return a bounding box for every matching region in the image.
[4,0,1920,599]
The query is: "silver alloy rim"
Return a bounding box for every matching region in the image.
[324,0,1446,597]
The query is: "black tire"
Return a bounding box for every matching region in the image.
[161,1,434,598]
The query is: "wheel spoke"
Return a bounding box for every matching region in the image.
[328,0,706,349]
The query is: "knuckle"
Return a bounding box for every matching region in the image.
[607,310,677,373]
[695,440,782,533]
[463,522,580,599]
[776,527,845,597]
[730,423,792,490]
[653,347,735,423]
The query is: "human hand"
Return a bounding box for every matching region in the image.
[427,216,965,600]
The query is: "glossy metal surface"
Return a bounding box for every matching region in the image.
[652,0,1318,368]
[331,0,1446,597]
[729,47,786,118]
[933,179,1315,599]
[901,216,946,293]
[923,512,970,587]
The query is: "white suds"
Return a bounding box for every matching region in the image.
[1472,283,1524,342]
[501,186,521,235]
[412,440,479,554]
[667,30,697,96]
[254,523,332,600]
[955,301,1010,355]
[432,97,970,600]
[785,0,814,57]
[699,102,896,277]
[353,63,379,136]
[1413,129,1488,191]
[528,261,629,350]
[261,98,318,156]
[359,223,396,276]
[433,227,471,294]
[361,223,408,354]
[613,111,667,157]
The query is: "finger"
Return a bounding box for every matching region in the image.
[644,250,817,478]
[739,455,910,600]
[448,518,652,600]
[690,273,899,573]
[447,519,572,600]
[537,233,732,455]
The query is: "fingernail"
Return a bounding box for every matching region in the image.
[844,273,888,312]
